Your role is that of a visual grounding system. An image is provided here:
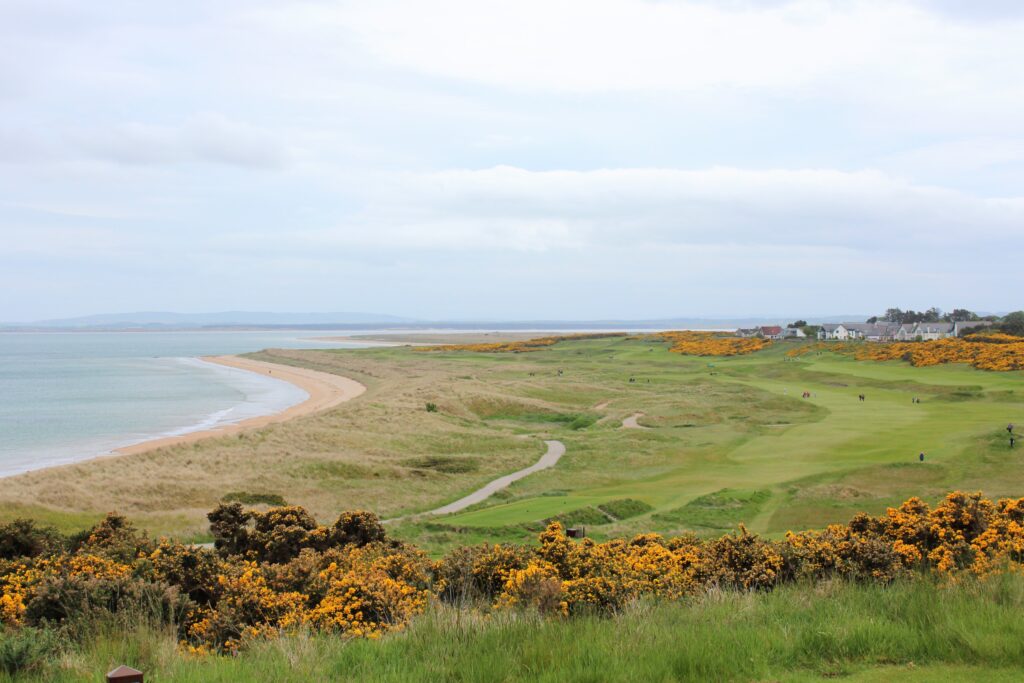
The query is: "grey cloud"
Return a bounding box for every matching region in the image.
[349,166,1023,250]
[67,115,288,168]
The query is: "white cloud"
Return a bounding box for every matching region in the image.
[325,0,1023,95]
[212,165,1024,253]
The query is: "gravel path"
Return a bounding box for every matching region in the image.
[622,412,650,429]
[425,439,566,516]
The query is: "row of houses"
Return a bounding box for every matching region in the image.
[736,325,806,340]
[817,321,993,342]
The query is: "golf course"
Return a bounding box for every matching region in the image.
[387,334,1024,551]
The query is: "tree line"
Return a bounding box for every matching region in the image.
[857,308,1024,336]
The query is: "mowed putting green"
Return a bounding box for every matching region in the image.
[399,336,1024,547]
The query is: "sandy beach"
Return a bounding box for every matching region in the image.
[114,355,366,456]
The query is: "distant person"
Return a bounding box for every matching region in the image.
[1012,436,1016,448]
[919,452,925,462]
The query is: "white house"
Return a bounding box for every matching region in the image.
[818,324,849,340]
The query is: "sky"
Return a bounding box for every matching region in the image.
[2,0,1023,322]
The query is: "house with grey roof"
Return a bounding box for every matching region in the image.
[820,319,994,343]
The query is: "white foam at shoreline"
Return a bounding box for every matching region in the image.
[0,356,309,477]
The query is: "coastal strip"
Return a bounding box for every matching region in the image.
[114,355,366,456]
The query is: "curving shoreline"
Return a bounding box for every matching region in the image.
[113,355,366,456]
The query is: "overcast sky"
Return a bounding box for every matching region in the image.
[2,0,1023,321]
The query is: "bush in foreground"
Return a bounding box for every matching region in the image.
[2,491,1024,659]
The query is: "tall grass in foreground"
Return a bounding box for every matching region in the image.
[7,574,1024,682]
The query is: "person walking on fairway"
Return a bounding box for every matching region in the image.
[1012,436,1016,449]
[919,452,925,462]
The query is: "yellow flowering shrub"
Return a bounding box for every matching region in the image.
[495,560,566,615]
[653,331,772,356]
[793,335,1024,371]
[10,492,1024,655]
[0,554,132,626]
[415,333,626,353]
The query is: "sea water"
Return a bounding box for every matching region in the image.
[0,331,378,476]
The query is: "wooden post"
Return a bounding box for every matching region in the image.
[106,665,144,683]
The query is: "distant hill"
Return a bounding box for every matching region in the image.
[11,311,416,329]
[1,312,875,331]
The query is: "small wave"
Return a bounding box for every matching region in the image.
[158,406,237,438]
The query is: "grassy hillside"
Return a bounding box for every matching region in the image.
[1,336,1021,552]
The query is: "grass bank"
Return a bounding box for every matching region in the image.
[7,575,1024,682]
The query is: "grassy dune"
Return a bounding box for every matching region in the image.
[1,336,1022,552]
[7,575,1024,682]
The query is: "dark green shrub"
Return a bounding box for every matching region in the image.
[250,507,324,564]
[425,402,438,412]
[25,574,190,629]
[0,519,64,560]
[403,455,479,474]
[0,627,56,675]
[208,503,254,556]
[79,513,152,563]
[149,541,222,605]
[331,511,386,548]
[568,414,596,430]
[222,491,287,506]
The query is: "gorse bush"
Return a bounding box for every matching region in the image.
[415,333,626,353]
[790,335,1024,371]
[653,331,772,356]
[0,520,64,561]
[4,491,1024,657]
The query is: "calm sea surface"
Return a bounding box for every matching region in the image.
[0,331,377,476]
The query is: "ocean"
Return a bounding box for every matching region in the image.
[0,331,378,476]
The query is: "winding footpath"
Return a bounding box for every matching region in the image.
[622,412,650,429]
[422,439,566,517]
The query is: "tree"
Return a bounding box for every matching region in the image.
[879,307,944,324]
[883,308,904,323]
[945,309,979,322]
[1000,311,1024,336]
[866,316,879,324]
[788,320,808,329]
